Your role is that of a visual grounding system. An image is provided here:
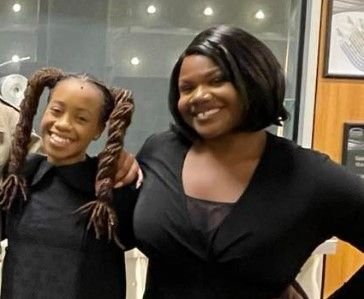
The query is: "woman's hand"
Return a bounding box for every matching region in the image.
[114,150,143,188]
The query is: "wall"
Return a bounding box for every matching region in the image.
[313,0,364,297]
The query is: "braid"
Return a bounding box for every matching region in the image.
[0,68,65,210]
[76,89,134,248]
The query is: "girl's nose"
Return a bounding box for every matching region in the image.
[54,115,72,130]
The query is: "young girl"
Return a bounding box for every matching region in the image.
[0,68,136,298]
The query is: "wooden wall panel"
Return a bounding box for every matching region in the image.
[313,0,364,297]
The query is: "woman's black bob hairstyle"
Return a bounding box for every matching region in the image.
[168,25,288,140]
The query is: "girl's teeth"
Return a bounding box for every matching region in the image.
[50,134,71,145]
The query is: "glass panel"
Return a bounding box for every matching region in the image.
[0,1,307,298]
[0,0,305,155]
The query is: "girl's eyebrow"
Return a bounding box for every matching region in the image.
[75,108,92,116]
[49,99,65,106]
[50,100,93,116]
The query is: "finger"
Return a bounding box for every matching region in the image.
[113,181,123,189]
[136,168,143,189]
[115,151,134,182]
[114,162,139,188]
[114,156,127,181]
[124,162,140,185]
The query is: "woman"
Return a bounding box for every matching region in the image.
[126,25,364,299]
[0,68,136,298]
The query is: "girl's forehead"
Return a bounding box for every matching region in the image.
[50,79,104,109]
[53,78,103,97]
[55,77,89,89]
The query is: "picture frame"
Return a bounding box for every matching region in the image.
[342,123,364,181]
[324,0,364,78]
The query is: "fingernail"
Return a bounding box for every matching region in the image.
[115,182,124,188]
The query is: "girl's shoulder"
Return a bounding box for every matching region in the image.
[21,154,47,181]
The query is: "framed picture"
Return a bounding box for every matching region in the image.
[342,123,364,180]
[325,0,364,78]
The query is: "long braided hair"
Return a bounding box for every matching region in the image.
[0,67,134,248]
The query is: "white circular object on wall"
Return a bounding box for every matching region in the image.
[0,74,28,109]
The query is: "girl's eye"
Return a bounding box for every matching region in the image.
[77,116,88,123]
[50,107,62,115]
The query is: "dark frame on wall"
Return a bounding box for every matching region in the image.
[342,122,364,181]
[324,0,364,78]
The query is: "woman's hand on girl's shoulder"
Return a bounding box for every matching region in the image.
[114,150,143,189]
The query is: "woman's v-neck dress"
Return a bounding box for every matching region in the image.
[133,130,364,299]
[1,154,136,299]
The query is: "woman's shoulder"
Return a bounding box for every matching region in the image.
[144,130,185,145]
[269,133,361,187]
[138,129,189,158]
[269,133,330,165]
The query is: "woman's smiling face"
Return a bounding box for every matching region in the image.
[177,55,245,140]
[40,78,104,166]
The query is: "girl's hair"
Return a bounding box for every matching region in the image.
[0,68,134,248]
[169,25,288,140]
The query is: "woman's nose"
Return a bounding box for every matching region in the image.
[190,85,212,103]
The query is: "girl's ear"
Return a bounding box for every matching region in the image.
[93,134,101,141]
[93,123,105,140]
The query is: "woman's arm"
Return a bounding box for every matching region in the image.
[114,150,142,188]
[317,156,364,251]
[113,184,139,250]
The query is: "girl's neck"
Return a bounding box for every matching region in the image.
[193,130,267,161]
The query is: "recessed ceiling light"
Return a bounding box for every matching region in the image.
[12,3,21,12]
[147,5,157,14]
[130,57,140,66]
[11,55,20,63]
[203,7,214,16]
[255,9,265,20]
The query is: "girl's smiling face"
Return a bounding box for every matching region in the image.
[40,78,105,166]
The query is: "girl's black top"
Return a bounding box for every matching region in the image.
[1,154,136,299]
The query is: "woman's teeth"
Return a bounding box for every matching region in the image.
[196,108,220,120]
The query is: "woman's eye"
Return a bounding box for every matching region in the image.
[178,84,193,93]
[211,76,226,85]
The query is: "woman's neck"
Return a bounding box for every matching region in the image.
[193,130,267,161]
